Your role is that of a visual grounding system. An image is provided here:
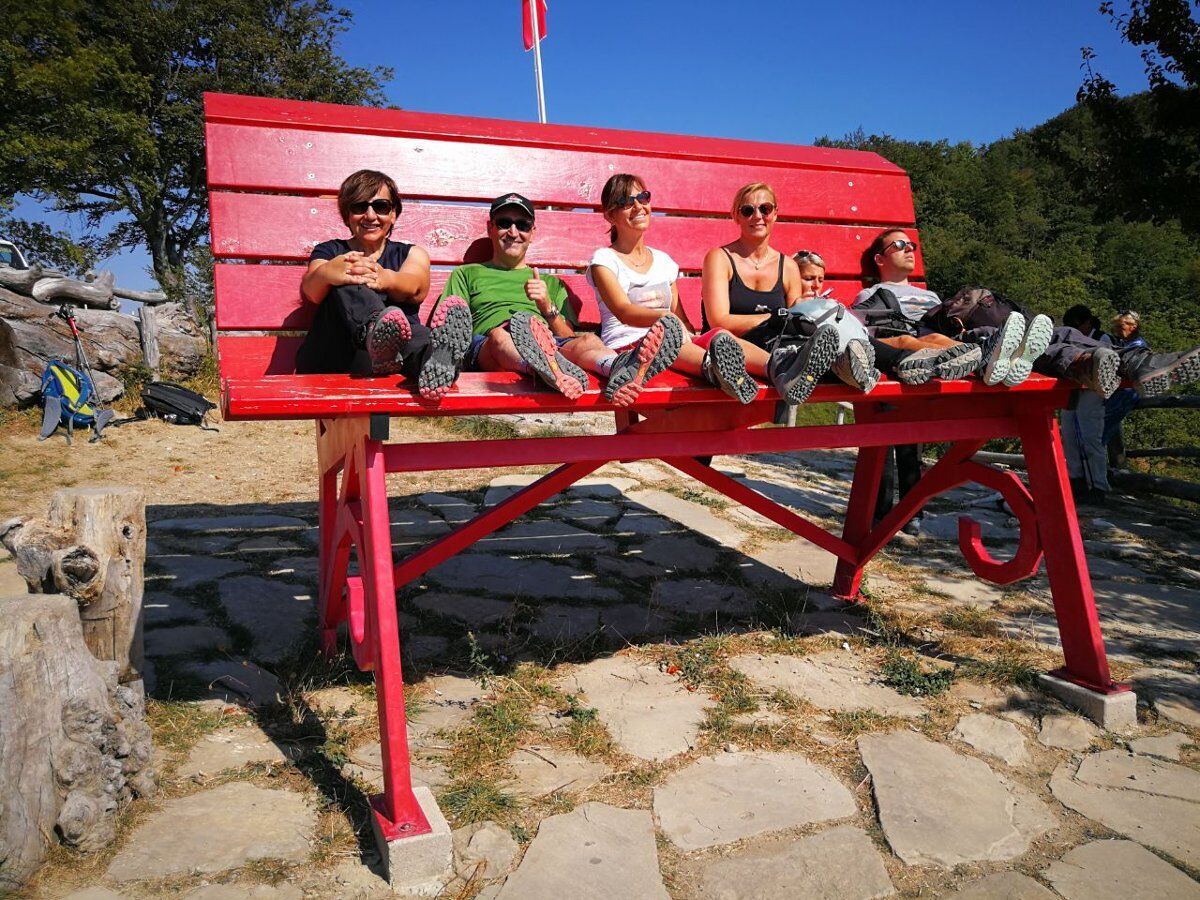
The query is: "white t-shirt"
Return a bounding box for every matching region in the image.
[587,246,680,349]
[854,281,942,322]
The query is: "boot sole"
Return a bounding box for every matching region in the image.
[707,331,759,404]
[1094,347,1121,399]
[779,325,840,405]
[980,312,1025,385]
[604,315,684,405]
[934,343,983,380]
[510,312,588,399]
[366,308,413,375]
[418,296,473,400]
[1135,346,1200,398]
[833,340,879,392]
[895,349,940,385]
[1003,314,1054,387]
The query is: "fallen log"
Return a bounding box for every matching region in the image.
[31,272,119,310]
[1125,447,1200,459]
[114,286,169,304]
[1109,470,1200,503]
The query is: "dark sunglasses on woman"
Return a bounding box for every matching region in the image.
[739,202,776,218]
[614,190,652,209]
[348,199,396,215]
[493,216,534,233]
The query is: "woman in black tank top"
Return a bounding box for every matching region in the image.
[701,182,803,352]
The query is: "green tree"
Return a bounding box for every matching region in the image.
[0,0,390,298]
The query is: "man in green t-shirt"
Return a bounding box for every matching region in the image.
[438,192,682,405]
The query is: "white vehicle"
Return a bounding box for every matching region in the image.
[0,238,29,269]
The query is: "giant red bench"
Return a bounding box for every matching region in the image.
[204,92,1128,862]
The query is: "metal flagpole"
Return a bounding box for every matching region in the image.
[529,0,547,123]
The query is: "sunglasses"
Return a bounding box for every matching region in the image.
[348,199,396,216]
[493,216,534,233]
[739,202,777,218]
[613,190,652,209]
[881,239,917,253]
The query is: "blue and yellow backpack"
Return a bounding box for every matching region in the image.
[39,361,113,444]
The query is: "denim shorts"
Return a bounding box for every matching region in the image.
[465,332,573,371]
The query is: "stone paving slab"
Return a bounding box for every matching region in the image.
[266,556,320,582]
[528,603,673,645]
[1130,732,1193,761]
[503,746,610,799]
[185,659,282,707]
[419,492,477,525]
[217,577,312,664]
[409,592,514,627]
[946,871,1056,899]
[729,651,925,718]
[1074,749,1200,802]
[859,730,1054,867]
[453,821,520,881]
[411,675,486,731]
[237,534,302,553]
[345,742,447,792]
[149,554,250,590]
[650,579,754,619]
[633,534,721,572]
[142,590,205,627]
[428,555,619,601]
[176,724,296,778]
[145,624,228,657]
[654,751,855,850]
[684,825,895,900]
[183,883,304,899]
[924,573,1004,608]
[551,498,623,528]
[950,714,1029,766]
[495,803,668,900]
[613,511,686,536]
[1043,839,1200,900]
[737,538,839,588]
[474,520,616,555]
[151,515,309,533]
[106,782,315,880]
[562,655,713,761]
[1091,580,1200,638]
[1038,713,1099,750]
[1050,758,1200,868]
[737,477,847,520]
[626,489,747,549]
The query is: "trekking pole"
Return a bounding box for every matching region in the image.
[52,304,114,440]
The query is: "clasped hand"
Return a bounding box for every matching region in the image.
[336,251,389,291]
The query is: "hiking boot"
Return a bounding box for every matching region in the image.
[1003,314,1054,387]
[830,339,880,392]
[364,307,413,375]
[894,348,941,385]
[1122,345,1200,398]
[978,311,1026,385]
[766,324,840,405]
[417,296,473,400]
[509,310,589,399]
[604,314,684,406]
[933,342,983,380]
[1065,347,1121,399]
[701,330,758,404]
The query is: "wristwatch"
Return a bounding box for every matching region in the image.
[543,307,561,322]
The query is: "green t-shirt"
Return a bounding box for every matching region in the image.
[441,263,576,336]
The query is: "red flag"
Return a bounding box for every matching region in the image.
[522,0,548,51]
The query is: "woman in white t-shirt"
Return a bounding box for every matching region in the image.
[587,173,764,403]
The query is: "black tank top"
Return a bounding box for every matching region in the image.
[703,248,787,330]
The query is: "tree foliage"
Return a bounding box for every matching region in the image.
[0,0,390,296]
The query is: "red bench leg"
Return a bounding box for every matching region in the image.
[357,436,432,839]
[316,462,342,657]
[1018,409,1124,694]
[832,445,888,601]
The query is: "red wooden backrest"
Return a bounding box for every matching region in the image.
[204,93,921,380]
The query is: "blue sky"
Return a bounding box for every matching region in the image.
[13,0,1154,291]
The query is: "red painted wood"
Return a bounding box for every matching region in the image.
[213,263,870,331]
[205,122,915,224]
[955,460,1044,584]
[209,192,925,277]
[204,93,905,175]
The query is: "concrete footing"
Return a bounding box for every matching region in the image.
[1039,673,1137,730]
[370,787,453,895]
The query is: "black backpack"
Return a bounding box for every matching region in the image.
[140,382,218,431]
[851,287,919,337]
[922,286,1032,337]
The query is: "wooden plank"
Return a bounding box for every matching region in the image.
[209,193,924,276]
[205,122,915,224]
[204,93,905,175]
[213,263,872,331]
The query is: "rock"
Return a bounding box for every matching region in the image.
[150,514,308,533]
[418,492,477,525]
[1044,839,1200,900]
[453,821,520,881]
[474,519,615,555]
[562,655,713,761]
[1073,749,1200,802]
[428,555,618,601]
[626,489,746,549]
[946,872,1056,899]
[176,724,296,778]
[688,825,895,900]
[147,554,249,590]
[951,714,1029,766]
[859,730,1054,867]
[948,681,1007,709]
[503,746,610,799]
[1155,693,1200,729]
[496,803,668,900]
[1038,713,1100,750]
[654,752,855,850]
[106,782,315,880]
[182,884,304,899]
[1130,732,1192,761]
[142,590,204,627]
[633,534,721,572]
[552,498,622,528]
[728,651,925,718]
[614,511,685,536]
[305,686,364,717]
[924,573,1003,608]
[1050,759,1200,868]
[410,592,514,627]
[737,538,839,588]
[144,624,228,657]
[216,577,313,664]
[412,675,486,731]
[650,579,754,619]
[0,558,27,595]
[186,659,281,706]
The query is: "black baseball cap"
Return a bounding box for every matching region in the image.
[489,193,535,220]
